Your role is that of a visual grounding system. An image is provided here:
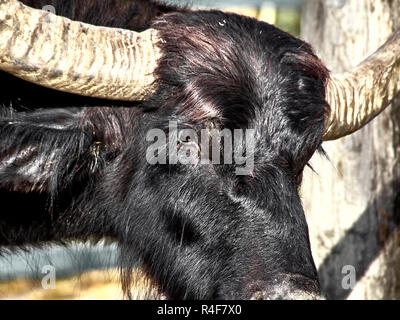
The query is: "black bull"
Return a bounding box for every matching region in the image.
[0,0,397,299]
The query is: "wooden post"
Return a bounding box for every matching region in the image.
[301,0,400,299]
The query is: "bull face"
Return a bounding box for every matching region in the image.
[110,11,328,299]
[1,1,399,300]
[129,122,322,299]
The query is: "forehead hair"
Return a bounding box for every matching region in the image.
[149,11,329,165]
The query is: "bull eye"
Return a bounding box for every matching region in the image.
[232,176,250,197]
[233,182,246,195]
[177,130,200,166]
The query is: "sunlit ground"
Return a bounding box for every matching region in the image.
[0,269,160,300]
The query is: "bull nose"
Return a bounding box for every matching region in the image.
[250,290,325,300]
[247,274,325,300]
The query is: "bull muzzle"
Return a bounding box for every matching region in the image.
[248,274,325,300]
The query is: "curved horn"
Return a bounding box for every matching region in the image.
[324,30,400,140]
[0,0,161,101]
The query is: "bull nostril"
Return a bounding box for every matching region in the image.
[246,274,326,300]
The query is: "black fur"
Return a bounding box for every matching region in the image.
[0,0,329,299]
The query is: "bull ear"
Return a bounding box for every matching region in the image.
[324,30,400,140]
[0,108,99,195]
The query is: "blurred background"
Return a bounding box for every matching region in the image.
[1,0,400,300]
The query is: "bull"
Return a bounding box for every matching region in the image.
[0,0,399,299]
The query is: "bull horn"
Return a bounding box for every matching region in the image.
[324,30,400,140]
[0,0,161,101]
